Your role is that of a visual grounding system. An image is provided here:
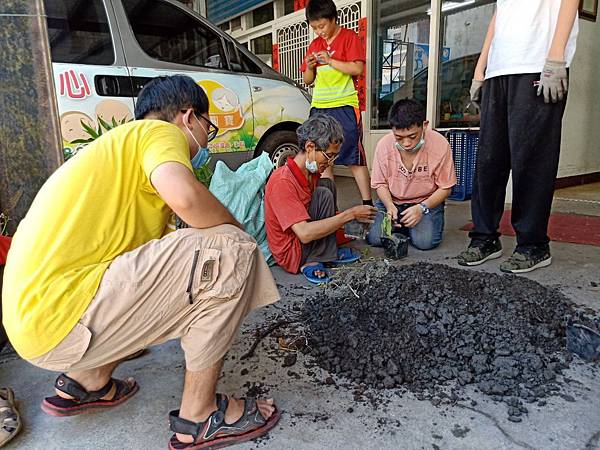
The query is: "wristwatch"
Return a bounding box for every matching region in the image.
[419,203,430,215]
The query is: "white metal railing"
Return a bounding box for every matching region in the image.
[276,21,310,86]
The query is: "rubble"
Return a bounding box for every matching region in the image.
[304,262,599,419]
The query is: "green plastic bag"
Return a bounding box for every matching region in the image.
[209,152,274,265]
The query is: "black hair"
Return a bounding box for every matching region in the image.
[306,0,338,22]
[388,98,426,130]
[134,75,209,121]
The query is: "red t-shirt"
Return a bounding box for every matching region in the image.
[0,236,11,265]
[265,159,319,274]
[300,27,365,72]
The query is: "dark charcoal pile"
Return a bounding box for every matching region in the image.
[304,262,594,420]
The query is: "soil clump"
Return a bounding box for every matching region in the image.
[304,262,598,419]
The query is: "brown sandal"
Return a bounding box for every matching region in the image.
[41,373,139,417]
[168,394,281,449]
[0,388,22,448]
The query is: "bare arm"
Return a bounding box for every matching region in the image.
[303,68,316,86]
[150,162,242,230]
[376,186,395,211]
[291,205,376,244]
[474,12,496,80]
[547,0,579,61]
[329,59,364,77]
[303,54,317,85]
[423,187,451,209]
[399,188,452,228]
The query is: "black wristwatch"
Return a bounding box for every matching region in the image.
[419,203,430,215]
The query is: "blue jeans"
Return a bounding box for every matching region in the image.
[367,200,445,250]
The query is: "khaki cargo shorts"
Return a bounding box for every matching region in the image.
[30,225,280,372]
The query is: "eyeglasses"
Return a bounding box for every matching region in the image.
[182,109,219,142]
[318,149,339,165]
[198,114,219,142]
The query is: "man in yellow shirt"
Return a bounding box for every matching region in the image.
[2,75,280,448]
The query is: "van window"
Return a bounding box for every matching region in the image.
[123,0,226,69]
[224,40,243,72]
[44,0,115,65]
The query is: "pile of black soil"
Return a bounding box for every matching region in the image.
[304,262,598,420]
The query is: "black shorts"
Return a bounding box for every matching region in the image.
[310,105,366,166]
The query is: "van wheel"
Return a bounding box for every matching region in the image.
[257,130,299,167]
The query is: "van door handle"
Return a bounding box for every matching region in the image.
[252,86,263,92]
[94,75,133,97]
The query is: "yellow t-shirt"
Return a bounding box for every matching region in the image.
[2,120,192,359]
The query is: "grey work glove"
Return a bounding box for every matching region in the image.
[537,60,568,104]
[470,79,484,109]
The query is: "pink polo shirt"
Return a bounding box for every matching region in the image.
[371,130,456,204]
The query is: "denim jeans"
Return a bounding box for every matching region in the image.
[367,200,445,250]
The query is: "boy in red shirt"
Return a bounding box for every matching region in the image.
[265,114,376,284]
[301,0,372,207]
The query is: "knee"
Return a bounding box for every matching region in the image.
[410,230,442,250]
[366,225,382,247]
[410,237,440,251]
[315,186,335,208]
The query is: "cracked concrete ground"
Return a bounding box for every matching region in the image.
[1,179,599,450]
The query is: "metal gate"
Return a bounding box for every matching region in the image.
[275,2,363,87]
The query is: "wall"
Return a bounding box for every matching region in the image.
[559,17,600,177]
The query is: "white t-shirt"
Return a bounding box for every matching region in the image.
[486,0,579,79]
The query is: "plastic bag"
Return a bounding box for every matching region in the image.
[209,152,274,265]
[566,323,600,362]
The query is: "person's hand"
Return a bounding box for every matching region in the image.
[386,204,399,223]
[399,205,423,228]
[305,54,317,70]
[315,51,331,65]
[537,60,568,103]
[470,79,484,109]
[349,205,377,224]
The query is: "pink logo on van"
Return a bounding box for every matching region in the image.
[59,70,92,99]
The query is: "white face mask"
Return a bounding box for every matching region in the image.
[304,146,319,173]
[305,158,319,173]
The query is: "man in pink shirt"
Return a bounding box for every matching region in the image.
[367,99,457,250]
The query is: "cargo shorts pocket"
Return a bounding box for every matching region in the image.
[188,236,257,303]
[187,248,221,304]
[28,322,92,372]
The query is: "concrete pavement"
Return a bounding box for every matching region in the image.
[1,179,599,450]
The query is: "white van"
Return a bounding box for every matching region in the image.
[45,0,311,167]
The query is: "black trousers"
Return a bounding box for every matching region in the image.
[470,73,567,250]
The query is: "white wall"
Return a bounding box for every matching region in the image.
[559,18,600,177]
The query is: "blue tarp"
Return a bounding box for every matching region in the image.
[209,152,274,265]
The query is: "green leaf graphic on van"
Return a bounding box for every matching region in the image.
[64,116,132,161]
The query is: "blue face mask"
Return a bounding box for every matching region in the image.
[185,114,210,169]
[191,147,210,169]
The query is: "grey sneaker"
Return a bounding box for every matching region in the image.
[500,248,552,274]
[457,239,502,266]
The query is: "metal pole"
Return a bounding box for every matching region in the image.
[0,0,62,235]
[427,0,442,125]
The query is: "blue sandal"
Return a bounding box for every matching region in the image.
[331,247,361,265]
[301,263,331,284]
